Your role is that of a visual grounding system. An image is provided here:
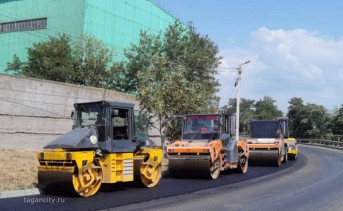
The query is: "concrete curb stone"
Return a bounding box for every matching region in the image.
[0,188,41,199]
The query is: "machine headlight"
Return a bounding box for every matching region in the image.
[90,135,98,145]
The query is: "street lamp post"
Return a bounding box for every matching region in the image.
[235,60,250,142]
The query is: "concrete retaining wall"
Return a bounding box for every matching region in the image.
[0,74,161,149]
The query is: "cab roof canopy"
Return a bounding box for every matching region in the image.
[74,101,135,109]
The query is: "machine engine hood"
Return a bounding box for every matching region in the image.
[44,128,99,149]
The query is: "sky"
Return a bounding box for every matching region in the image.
[152,0,343,113]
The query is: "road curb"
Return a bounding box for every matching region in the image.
[0,188,41,199]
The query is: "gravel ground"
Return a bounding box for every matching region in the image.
[0,149,38,191]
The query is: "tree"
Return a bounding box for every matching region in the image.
[288,97,332,138]
[221,98,255,133]
[137,56,206,147]
[114,21,221,108]
[113,21,221,143]
[331,105,343,135]
[6,34,117,89]
[254,96,283,120]
[288,97,308,137]
[71,35,115,88]
[112,31,163,93]
[301,103,331,138]
[5,54,24,75]
[163,22,220,108]
[6,34,73,82]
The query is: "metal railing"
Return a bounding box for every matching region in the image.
[297,139,343,150]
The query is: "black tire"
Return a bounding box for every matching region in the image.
[237,154,248,174]
[208,159,220,179]
[288,154,297,160]
[276,156,282,167]
[282,151,288,163]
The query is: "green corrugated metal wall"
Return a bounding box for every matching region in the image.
[0,0,85,73]
[84,0,178,61]
[0,0,179,72]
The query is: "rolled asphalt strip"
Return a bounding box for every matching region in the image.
[0,188,41,199]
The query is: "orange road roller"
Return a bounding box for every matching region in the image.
[166,114,249,179]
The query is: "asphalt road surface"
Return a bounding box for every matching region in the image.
[1,145,342,211]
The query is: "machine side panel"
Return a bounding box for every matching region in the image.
[100,153,134,183]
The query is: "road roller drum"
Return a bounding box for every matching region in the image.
[168,156,217,179]
[38,167,75,195]
[249,149,281,166]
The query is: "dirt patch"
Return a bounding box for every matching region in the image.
[0,149,38,191]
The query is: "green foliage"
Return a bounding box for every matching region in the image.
[221,96,282,135]
[72,35,114,88]
[330,105,343,135]
[301,103,331,138]
[254,96,283,120]
[115,21,221,107]
[6,34,73,82]
[221,98,255,133]
[133,110,149,139]
[5,55,24,75]
[288,97,307,137]
[117,21,221,144]
[288,97,332,138]
[137,56,207,146]
[224,96,335,138]
[6,34,116,89]
[113,30,163,93]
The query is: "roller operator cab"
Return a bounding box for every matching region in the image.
[37,101,162,197]
[247,117,289,166]
[166,114,249,179]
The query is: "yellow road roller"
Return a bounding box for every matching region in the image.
[37,101,162,197]
[287,138,298,160]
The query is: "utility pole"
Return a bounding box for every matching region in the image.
[235,60,250,141]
